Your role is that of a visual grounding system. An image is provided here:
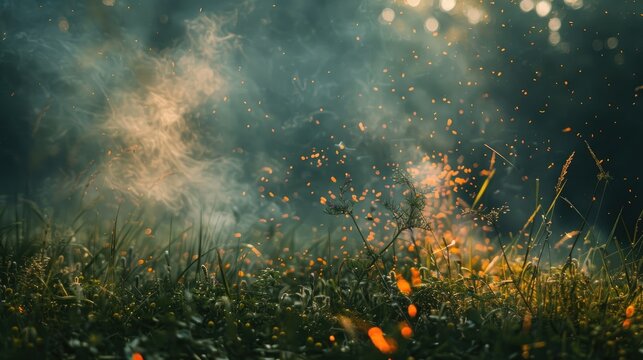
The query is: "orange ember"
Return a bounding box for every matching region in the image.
[408,304,418,318]
[396,274,412,295]
[367,327,397,354]
[400,325,413,339]
[410,267,422,286]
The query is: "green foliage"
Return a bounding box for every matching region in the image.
[0,171,641,359]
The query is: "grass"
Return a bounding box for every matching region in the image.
[0,162,641,359]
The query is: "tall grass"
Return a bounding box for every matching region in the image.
[0,158,641,359]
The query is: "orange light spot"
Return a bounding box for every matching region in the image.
[623,319,632,329]
[408,304,418,318]
[367,327,397,354]
[396,274,412,296]
[626,305,635,318]
[320,196,327,205]
[329,335,336,342]
[330,176,337,183]
[410,267,422,286]
[400,325,413,339]
[132,353,144,360]
[367,326,382,337]
[562,127,572,133]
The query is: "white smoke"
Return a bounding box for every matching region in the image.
[99,16,241,214]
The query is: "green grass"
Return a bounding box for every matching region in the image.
[0,168,641,359]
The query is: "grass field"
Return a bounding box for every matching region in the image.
[0,167,641,359]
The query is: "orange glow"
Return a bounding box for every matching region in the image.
[408,304,418,318]
[132,353,144,360]
[626,305,635,318]
[454,177,467,185]
[410,267,422,286]
[338,315,356,338]
[396,274,412,295]
[400,325,413,339]
[329,335,335,342]
[623,319,631,329]
[367,327,397,354]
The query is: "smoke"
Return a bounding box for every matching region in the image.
[100,15,235,212]
[0,0,640,250]
[0,2,258,225]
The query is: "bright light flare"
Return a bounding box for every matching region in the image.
[519,0,534,12]
[424,17,440,32]
[564,0,584,10]
[465,7,483,25]
[380,8,396,23]
[535,1,552,17]
[440,0,456,12]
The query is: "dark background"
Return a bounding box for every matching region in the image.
[0,0,641,239]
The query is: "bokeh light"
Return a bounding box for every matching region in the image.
[380,8,396,23]
[548,17,562,32]
[519,0,534,13]
[424,17,440,32]
[535,1,552,17]
[440,0,456,12]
